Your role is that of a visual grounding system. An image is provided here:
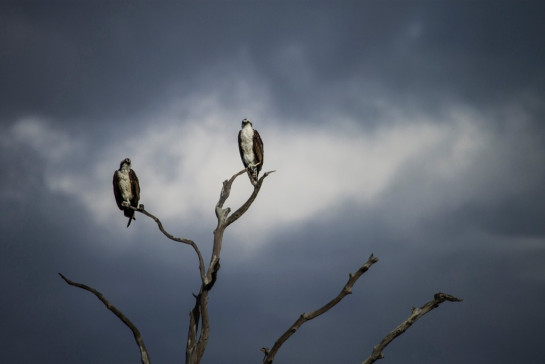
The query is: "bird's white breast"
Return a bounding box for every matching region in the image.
[240,125,255,164]
[117,170,133,201]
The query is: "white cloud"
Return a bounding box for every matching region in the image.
[10,102,540,249]
[7,117,79,162]
[0,117,82,202]
[58,110,482,240]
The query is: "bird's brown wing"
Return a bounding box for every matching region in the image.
[253,129,264,174]
[129,169,140,208]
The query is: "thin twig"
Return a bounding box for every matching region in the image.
[58,273,151,364]
[261,254,379,364]
[131,205,207,285]
[361,293,463,364]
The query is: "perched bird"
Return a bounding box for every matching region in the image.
[112,158,140,227]
[238,118,264,185]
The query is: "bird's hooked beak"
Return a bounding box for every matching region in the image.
[120,158,131,169]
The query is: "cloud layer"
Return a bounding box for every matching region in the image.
[4,106,495,240]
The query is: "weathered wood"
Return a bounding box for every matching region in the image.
[361,293,463,364]
[132,205,207,285]
[60,163,461,364]
[186,168,274,364]
[261,254,379,364]
[58,273,151,364]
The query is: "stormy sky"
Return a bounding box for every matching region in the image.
[1,1,544,363]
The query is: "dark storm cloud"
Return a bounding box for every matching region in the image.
[0,1,245,122]
[3,1,543,127]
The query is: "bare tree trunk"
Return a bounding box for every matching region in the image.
[185,169,275,364]
[60,168,273,364]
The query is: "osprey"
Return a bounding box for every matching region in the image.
[238,118,264,185]
[113,158,140,227]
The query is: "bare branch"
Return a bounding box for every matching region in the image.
[58,273,151,364]
[362,293,463,364]
[262,254,379,364]
[209,168,274,285]
[226,170,275,227]
[216,168,248,211]
[130,204,207,285]
[186,168,273,364]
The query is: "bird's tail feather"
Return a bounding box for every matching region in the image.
[248,167,259,185]
[126,210,135,228]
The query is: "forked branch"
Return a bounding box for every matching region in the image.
[186,168,274,364]
[361,293,463,364]
[261,254,379,364]
[58,273,151,364]
[226,170,275,227]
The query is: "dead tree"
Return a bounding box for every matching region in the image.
[59,167,461,364]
